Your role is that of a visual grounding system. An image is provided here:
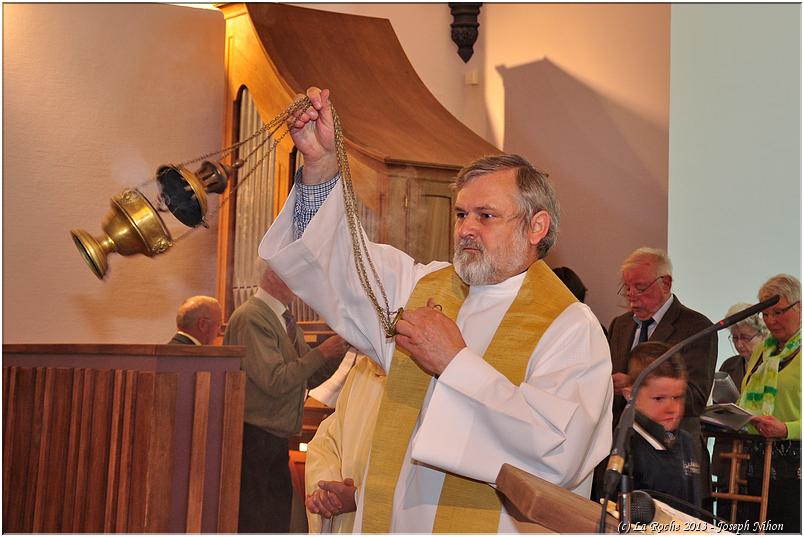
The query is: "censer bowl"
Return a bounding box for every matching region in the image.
[70,189,173,279]
[156,165,209,228]
[156,159,240,228]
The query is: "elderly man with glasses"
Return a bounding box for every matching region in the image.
[591,247,718,503]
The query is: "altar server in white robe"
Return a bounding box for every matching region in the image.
[259,87,613,533]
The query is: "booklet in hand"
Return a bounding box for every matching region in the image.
[701,403,754,431]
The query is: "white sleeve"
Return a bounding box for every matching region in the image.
[411,303,613,490]
[307,350,357,408]
[259,183,449,371]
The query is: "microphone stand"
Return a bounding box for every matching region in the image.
[597,295,780,533]
[618,472,633,534]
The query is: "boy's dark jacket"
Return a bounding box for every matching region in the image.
[629,411,703,517]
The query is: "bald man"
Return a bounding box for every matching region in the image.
[168,295,222,345]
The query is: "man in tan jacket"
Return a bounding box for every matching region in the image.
[224,260,348,533]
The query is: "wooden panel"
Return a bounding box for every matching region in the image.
[288,450,306,499]
[127,371,156,532]
[4,366,35,532]
[103,370,126,532]
[84,369,114,532]
[3,347,244,533]
[31,368,56,531]
[114,370,138,532]
[186,372,211,533]
[217,371,245,533]
[62,368,86,532]
[22,368,46,532]
[143,372,177,532]
[38,368,74,532]
[2,367,19,527]
[2,366,10,429]
[3,343,246,358]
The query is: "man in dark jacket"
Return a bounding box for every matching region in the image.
[595,247,716,504]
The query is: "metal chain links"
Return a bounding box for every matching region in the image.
[137,95,400,336]
[331,102,401,337]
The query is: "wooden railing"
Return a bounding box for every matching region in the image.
[3,344,246,533]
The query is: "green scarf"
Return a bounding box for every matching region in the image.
[739,329,801,422]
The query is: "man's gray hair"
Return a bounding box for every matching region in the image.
[759,273,801,304]
[176,295,220,330]
[452,154,560,259]
[725,302,768,337]
[621,247,673,277]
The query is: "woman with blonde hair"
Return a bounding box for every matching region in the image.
[737,274,800,533]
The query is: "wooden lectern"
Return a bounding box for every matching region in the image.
[496,463,619,533]
[3,344,245,533]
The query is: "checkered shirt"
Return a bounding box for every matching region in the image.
[292,167,341,240]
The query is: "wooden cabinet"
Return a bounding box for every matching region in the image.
[386,164,458,264]
[216,3,500,314]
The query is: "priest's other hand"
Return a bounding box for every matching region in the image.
[288,86,338,184]
[395,298,466,376]
[305,478,357,518]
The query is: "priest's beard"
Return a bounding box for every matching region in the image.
[453,232,531,286]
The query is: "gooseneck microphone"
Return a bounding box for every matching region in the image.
[597,295,780,533]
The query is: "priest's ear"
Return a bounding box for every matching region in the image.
[526,210,550,247]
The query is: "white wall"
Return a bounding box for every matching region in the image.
[668,4,801,365]
[3,4,225,343]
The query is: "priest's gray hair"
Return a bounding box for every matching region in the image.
[621,247,673,278]
[453,154,559,259]
[759,273,801,304]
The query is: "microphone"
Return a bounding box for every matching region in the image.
[629,490,724,529]
[715,294,779,330]
[597,296,780,532]
[629,490,656,524]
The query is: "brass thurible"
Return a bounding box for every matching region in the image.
[70,159,242,280]
[70,189,173,280]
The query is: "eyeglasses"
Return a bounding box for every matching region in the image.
[728,333,760,344]
[617,276,664,297]
[761,301,800,319]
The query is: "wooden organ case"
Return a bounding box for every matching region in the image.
[216,3,500,319]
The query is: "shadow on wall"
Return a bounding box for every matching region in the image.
[497,58,668,325]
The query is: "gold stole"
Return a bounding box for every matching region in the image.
[362,260,577,533]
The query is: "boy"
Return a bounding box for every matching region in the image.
[622,342,703,516]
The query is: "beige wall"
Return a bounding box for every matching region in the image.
[3,3,670,342]
[312,4,670,325]
[483,4,670,326]
[3,4,225,343]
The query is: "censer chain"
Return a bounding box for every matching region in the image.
[168,95,401,337]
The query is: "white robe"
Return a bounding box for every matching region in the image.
[260,183,613,533]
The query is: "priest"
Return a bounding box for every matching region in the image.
[259,87,613,533]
